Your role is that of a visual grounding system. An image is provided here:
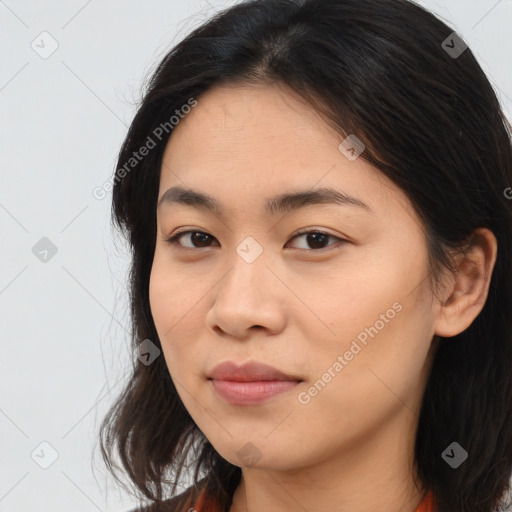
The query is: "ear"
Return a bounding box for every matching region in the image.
[434,227,498,338]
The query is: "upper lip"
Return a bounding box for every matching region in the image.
[208,360,303,382]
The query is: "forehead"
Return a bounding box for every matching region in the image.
[168,81,337,151]
[158,82,415,223]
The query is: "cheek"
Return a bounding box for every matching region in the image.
[294,305,431,445]
[149,260,182,371]
[297,256,433,403]
[297,267,404,356]
[149,253,194,333]
[149,256,205,382]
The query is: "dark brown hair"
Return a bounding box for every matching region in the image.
[99,1,512,511]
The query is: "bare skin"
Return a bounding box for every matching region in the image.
[148,81,497,512]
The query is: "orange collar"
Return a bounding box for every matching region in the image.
[414,490,435,512]
[193,488,207,511]
[193,488,435,512]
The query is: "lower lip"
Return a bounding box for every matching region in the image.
[210,379,300,405]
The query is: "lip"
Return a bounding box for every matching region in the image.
[208,360,302,382]
[208,360,303,405]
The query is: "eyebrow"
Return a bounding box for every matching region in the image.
[157,185,374,217]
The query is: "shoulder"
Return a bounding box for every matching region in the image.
[127,481,206,512]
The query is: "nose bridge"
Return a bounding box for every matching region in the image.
[224,234,268,297]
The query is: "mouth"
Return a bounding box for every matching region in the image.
[207,360,303,405]
[209,378,302,405]
[208,359,303,382]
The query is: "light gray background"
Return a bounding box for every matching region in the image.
[1,1,511,511]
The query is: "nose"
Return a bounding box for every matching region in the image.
[205,248,287,339]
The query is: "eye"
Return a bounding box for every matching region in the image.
[162,230,219,249]
[162,228,347,251]
[287,228,347,251]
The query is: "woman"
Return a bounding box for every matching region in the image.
[98,0,512,511]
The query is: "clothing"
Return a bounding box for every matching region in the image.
[192,488,436,512]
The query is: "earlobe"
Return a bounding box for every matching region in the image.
[434,228,498,338]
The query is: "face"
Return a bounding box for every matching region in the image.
[149,82,440,472]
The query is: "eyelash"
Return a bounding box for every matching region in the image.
[161,228,348,252]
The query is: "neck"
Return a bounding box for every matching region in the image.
[229,408,427,512]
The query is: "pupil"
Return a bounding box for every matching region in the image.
[193,232,210,247]
[308,232,327,249]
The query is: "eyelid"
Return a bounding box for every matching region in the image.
[162,227,348,251]
[288,227,348,250]
[162,229,220,248]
